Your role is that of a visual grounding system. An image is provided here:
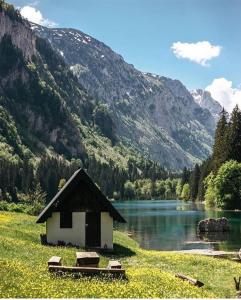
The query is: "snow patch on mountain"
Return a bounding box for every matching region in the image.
[191,89,222,121]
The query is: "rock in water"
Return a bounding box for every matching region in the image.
[198,217,229,232]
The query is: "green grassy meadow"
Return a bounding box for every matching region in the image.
[0,211,240,298]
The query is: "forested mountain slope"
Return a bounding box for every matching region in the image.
[0,4,90,161]
[0,1,168,200]
[32,23,216,169]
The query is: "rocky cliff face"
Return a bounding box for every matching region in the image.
[0,7,90,160]
[191,89,222,122]
[32,23,216,169]
[0,9,36,59]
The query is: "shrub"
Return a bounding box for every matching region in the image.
[181,183,190,201]
[215,160,241,209]
[175,179,183,198]
[0,200,9,211]
[25,202,44,216]
[204,172,217,208]
[26,183,46,215]
[124,181,135,199]
[58,178,66,191]
[0,201,28,213]
[204,160,241,209]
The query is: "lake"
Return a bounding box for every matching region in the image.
[113,199,241,251]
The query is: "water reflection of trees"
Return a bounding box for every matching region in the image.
[116,202,202,250]
[115,200,241,251]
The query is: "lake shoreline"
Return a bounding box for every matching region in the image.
[114,199,241,251]
[174,249,238,257]
[119,231,239,256]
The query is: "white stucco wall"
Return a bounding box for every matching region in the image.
[46,211,114,249]
[101,212,113,249]
[46,212,85,247]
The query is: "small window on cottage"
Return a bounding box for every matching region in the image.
[60,211,72,228]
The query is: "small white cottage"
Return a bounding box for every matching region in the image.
[36,169,126,249]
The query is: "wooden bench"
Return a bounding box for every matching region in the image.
[76,252,100,267]
[107,260,122,269]
[48,256,62,266]
[49,265,125,277]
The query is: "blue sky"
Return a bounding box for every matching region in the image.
[9,0,241,111]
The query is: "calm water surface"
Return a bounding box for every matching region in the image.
[113,200,241,251]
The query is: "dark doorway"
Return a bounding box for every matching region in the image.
[85,212,101,247]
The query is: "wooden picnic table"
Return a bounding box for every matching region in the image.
[76,251,100,267]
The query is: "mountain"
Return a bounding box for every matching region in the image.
[32,23,216,169]
[191,89,222,122]
[0,4,92,161]
[0,1,172,200]
[0,1,217,172]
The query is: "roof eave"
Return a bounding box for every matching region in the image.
[36,168,127,224]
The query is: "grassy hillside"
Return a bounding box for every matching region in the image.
[0,212,239,298]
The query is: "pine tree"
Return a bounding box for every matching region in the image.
[197,157,213,201]
[181,167,190,186]
[189,164,200,201]
[212,108,229,172]
[226,105,241,162]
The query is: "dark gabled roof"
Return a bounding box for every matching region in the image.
[36,169,126,223]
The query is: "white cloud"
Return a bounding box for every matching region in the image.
[206,78,241,113]
[171,41,221,66]
[20,6,57,27]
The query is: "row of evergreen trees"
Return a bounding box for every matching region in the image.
[212,106,241,171]
[186,105,241,206]
[0,152,171,204]
[0,156,81,202]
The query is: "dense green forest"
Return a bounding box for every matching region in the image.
[182,105,241,209]
[0,152,173,212]
[123,178,178,200]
